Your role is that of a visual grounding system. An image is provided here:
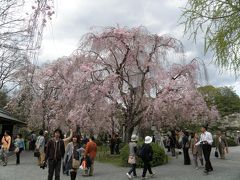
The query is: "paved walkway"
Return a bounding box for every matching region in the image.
[1,147,240,180]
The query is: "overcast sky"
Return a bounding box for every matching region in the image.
[38,0,240,95]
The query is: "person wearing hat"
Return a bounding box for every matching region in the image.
[196,125,213,174]
[141,136,155,179]
[126,134,138,179]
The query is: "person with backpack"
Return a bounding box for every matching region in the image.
[182,131,191,165]
[126,134,138,179]
[0,130,11,166]
[141,136,155,180]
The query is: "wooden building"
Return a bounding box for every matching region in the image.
[0,108,26,139]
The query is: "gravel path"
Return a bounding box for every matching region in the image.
[0,147,240,180]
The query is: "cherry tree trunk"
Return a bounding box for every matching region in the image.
[125,126,134,143]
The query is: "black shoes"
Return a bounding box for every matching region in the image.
[204,169,213,174]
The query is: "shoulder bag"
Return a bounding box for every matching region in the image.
[128,155,136,164]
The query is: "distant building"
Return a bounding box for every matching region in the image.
[0,108,26,139]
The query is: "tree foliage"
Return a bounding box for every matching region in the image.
[181,0,240,71]
[198,85,240,117]
[0,89,8,108]
[0,0,55,90]
[7,27,218,137]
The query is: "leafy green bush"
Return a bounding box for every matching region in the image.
[227,138,237,147]
[120,143,167,167]
[212,137,237,147]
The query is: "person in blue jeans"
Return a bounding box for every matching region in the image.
[14,134,25,165]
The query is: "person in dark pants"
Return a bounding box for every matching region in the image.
[14,134,25,165]
[126,134,138,179]
[45,129,65,180]
[182,131,191,165]
[169,131,176,157]
[115,134,120,154]
[196,125,213,174]
[141,136,155,179]
[110,134,116,155]
[29,132,37,151]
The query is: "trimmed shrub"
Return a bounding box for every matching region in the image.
[120,143,167,167]
[227,138,237,146]
[212,137,237,147]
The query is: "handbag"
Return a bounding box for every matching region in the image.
[14,147,19,153]
[80,159,87,170]
[34,149,40,157]
[128,155,136,164]
[185,140,190,148]
[72,158,80,169]
[215,149,219,158]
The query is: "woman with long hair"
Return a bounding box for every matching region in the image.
[64,134,84,180]
[191,132,203,169]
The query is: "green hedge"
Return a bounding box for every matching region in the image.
[212,137,237,147]
[120,143,167,167]
[227,138,238,146]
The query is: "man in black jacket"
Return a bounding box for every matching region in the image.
[141,136,155,179]
[45,129,65,180]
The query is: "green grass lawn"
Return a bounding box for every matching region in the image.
[95,145,122,166]
[95,144,169,167]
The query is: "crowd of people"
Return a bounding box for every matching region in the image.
[0,125,230,180]
[163,125,229,174]
[0,128,97,180]
[125,125,230,179]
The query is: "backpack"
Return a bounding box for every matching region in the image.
[136,145,144,158]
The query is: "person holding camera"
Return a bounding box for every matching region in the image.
[45,129,65,180]
[196,125,213,174]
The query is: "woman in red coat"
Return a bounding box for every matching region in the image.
[83,136,97,176]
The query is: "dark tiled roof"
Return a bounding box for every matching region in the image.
[0,108,26,125]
